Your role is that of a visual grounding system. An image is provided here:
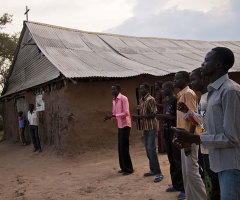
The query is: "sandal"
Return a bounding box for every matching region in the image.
[154,175,164,182]
[144,171,155,177]
[166,187,177,192]
[177,193,186,200]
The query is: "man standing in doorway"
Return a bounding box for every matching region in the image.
[28,104,42,152]
[104,84,134,175]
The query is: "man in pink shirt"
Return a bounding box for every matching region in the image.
[104,84,134,175]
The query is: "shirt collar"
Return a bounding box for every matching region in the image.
[207,74,229,92]
[142,93,150,101]
[177,86,189,97]
[113,93,122,101]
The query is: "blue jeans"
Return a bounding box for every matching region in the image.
[144,130,161,175]
[218,169,240,200]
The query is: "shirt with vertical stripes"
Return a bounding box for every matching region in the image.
[139,93,158,131]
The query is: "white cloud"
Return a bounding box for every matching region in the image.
[1,0,239,41]
[1,0,136,34]
[106,0,240,41]
[158,0,230,13]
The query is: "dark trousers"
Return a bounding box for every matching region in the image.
[118,126,133,173]
[144,130,162,175]
[29,125,41,149]
[202,154,220,200]
[164,127,184,192]
[158,120,166,153]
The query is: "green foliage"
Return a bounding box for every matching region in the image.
[0,13,12,27]
[0,13,19,90]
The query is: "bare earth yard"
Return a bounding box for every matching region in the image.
[0,141,179,200]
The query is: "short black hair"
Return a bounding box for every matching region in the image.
[140,82,150,91]
[177,71,190,82]
[112,84,121,92]
[212,47,235,72]
[162,81,174,91]
[18,111,23,117]
[191,67,202,79]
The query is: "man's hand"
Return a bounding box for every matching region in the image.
[104,115,114,121]
[177,102,189,113]
[171,127,200,148]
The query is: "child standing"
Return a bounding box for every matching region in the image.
[18,111,26,146]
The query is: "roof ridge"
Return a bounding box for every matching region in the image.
[25,21,213,42]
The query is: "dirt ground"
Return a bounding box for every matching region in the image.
[0,141,180,200]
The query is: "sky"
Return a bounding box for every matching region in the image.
[1,0,240,41]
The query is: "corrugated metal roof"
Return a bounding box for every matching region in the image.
[25,21,240,78]
[2,26,60,97]
[2,21,240,97]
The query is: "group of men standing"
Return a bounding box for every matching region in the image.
[105,47,240,200]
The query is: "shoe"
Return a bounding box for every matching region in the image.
[166,187,177,192]
[118,170,124,173]
[39,148,42,152]
[177,193,186,200]
[122,171,133,175]
[144,171,155,177]
[154,175,164,182]
[33,148,38,152]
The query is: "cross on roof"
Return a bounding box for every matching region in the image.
[24,6,30,21]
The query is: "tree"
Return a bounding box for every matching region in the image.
[0,13,19,91]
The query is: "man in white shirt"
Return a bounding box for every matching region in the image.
[28,104,42,152]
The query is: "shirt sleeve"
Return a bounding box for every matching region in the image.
[201,90,240,149]
[115,97,130,118]
[111,101,116,120]
[185,92,198,113]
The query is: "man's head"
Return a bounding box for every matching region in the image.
[201,47,234,77]
[29,104,34,112]
[112,84,121,97]
[140,83,150,97]
[174,71,190,89]
[162,81,174,97]
[18,111,23,117]
[190,68,204,92]
[154,81,162,92]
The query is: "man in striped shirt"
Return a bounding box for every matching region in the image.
[132,83,163,182]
